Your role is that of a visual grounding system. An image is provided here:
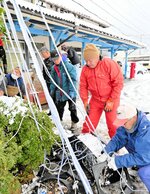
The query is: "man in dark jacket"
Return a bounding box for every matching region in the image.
[50,50,79,131]
[39,46,54,92]
[100,104,150,192]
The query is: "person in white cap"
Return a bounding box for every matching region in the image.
[100,103,150,192]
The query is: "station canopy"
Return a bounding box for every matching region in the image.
[6,0,146,52]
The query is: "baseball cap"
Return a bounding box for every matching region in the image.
[113,104,137,126]
[51,50,60,60]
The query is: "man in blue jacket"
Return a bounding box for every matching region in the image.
[100,104,150,192]
[50,50,79,131]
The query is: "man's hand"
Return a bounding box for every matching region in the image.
[107,156,117,171]
[104,99,114,112]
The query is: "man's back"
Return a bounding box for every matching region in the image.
[43,57,54,83]
[67,47,80,65]
[61,45,80,66]
[39,46,54,91]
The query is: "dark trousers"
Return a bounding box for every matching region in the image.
[56,98,79,123]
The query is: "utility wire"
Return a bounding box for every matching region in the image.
[72,0,143,35]
[71,0,111,26]
[128,0,150,23]
[100,0,144,32]
[71,0,127,35]
[89,0,143,34]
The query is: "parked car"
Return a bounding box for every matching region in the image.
[138,61,150,71]
[117,61,122,67]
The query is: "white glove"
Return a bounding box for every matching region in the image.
[107,156,117,171]
[97,153,108,163]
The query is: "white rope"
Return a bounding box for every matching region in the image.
[2,19,23,98]
[9,0,93,193]
[17,0,101,141]
[4,115,26,147]
[26,1,113,185]
[3,1,42,133]
[35,3,148,194]
[2,12,26,99]
[4,1,142,193]
[38,3,100,138]
[3,7,42,109]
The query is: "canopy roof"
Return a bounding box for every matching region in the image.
[7,0,146,52]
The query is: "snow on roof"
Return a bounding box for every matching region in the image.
[16,0,145,48]
[16,0,75,23]
[43,0,110,27]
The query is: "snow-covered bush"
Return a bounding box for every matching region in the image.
[0,96,59,193]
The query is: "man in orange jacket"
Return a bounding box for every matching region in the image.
[79,44,124,138]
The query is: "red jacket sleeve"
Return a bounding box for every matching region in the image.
[79,66,89,104]
[103,58,124,100]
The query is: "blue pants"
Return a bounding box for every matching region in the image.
[138,164,150,192]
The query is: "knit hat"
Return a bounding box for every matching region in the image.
[113,104,137,126]
[83,44,100,61]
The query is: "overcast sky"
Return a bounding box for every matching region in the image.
[71,0,150,54]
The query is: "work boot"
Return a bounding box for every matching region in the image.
[61,121,69,130]
[70,122,77,131]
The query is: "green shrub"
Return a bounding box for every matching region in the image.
[0,97,59,193]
